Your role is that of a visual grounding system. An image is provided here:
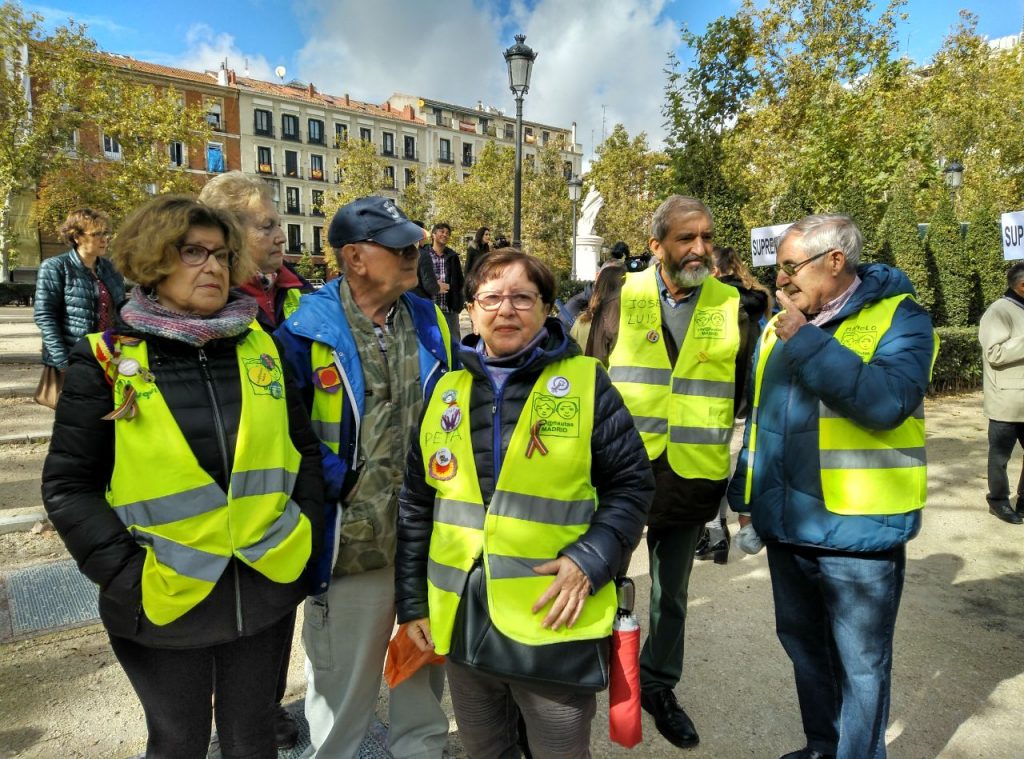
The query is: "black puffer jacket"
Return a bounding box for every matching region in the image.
[34,250,126,369]
[395,318,654,624]
[42,326,324,648]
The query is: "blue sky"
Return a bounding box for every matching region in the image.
[25,0,1024,156]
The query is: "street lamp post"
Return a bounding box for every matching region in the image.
[503,34,537,249]
[943,159,964,195]
[568,175,583,280]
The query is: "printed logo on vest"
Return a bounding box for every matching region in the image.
[837,325,879,361]
[530,392,580,438]
[693,308,726,339]
[244,353,284,399]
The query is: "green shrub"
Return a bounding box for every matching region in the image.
[0,283,35,306]
[930,326,982,394]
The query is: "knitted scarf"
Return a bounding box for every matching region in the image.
[120,286,258,346]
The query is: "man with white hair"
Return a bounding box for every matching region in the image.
[597,195,750,750]
[728,214,936,759]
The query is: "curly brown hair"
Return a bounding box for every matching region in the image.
[110,195,254,287]
[59,208,110,250]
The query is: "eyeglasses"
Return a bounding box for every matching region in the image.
[473,291,541,311]
[178,244,235,268]
[777,249,832,277]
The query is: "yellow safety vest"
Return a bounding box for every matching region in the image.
[421,357,616,655]
[282,288,303,320]
[88,330,311,626]
[608,267,740,479]
[745,293,936,515]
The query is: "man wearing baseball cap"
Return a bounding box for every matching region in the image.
[275,196,455,758]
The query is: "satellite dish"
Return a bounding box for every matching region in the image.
[274,66,286,82]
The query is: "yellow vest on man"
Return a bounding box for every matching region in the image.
[746,294,933,514]
[608,267,740,479]
[421,357,616,655]
[88,330,311,626]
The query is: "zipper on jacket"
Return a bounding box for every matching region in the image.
[197,347,243,634]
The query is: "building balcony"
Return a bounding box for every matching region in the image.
[283,166,304,179]
[438,153,454,164]
[257,162,276,176]
[309,168,327,182]
[311,206,325,217]
[254,126,274,138]
[381,145,396,157]
[461,155,475,168]
[308,135,325,146]
[402,149,419,161]
[284,203,304,216]
[282,130,303,142]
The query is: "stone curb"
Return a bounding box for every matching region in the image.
[0,511,48,535]
[0,383,36,398]
[0,431,51,446]
[0,354,39,365]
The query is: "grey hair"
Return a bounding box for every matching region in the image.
[1008,261,1024,289]
[779,214,862,271]
[650,195,713,243]
[198,171,274,220]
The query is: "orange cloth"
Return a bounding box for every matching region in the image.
[609,620,642,748]
[384,623,445,688]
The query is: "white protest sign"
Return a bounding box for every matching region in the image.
[1001,211,1024,260]
[749,223,793,267]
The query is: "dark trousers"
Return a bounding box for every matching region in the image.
[639,523,703,693]
[109,611,294,759]
[986,419,1024,508]
[767,544,906,759]
[443,309,462,343]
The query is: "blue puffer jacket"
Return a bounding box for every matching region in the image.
[727,264,935,552]
[34,250,126,369]
[274,279,456,593]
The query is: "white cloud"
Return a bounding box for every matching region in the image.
[169,23,275,80]
[294,0,678,160]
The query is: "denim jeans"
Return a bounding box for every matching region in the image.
[986,419,1024,507]
[767,543,906,759]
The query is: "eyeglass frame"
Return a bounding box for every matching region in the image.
[177,243,236,268]
[472,291,542,311]
[777,248,835,277]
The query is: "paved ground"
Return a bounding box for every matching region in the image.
[1,306,1023,758]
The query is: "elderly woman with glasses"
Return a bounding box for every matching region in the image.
[395,249,654,758]
[42,194,324,759]
[34,208,126,398]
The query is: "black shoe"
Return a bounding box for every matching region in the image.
[989,502,1023,524]
[779,750,834,759]
[694,527,712,559]
[640,689,699,748]
[273,703,299,750]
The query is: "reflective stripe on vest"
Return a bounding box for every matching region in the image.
[421,357,616,654]
[89,330,311,626]
[608,267,740,479]
[745,294,936,515]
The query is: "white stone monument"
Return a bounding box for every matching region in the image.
[574,187,604,280]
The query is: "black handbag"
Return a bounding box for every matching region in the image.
[447,560,610,693]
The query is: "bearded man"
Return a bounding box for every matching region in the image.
[590,195,751,750]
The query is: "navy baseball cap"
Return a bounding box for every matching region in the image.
[327,196,426,249]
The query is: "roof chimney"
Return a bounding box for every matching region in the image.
[403,104,414,120]
[216,62,228,87]
[227,69,236,85]
[344,93,349,105]
[308,82,315,97]
[385,102,391,112]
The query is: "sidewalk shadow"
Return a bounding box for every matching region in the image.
[889,551,1024,757]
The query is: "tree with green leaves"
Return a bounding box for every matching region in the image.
[32,77,211,235]
[925,194,978,327]
[584,124,669,257]
[329,137,388,211]
[0,2,96,280]
[877,180,937,315]
[398,167,433,224]
[967,203,1009,311]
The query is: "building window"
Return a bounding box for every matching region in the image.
[257,146,274,174]
[285,187,301,215]
[169,141,185,167]
[206,143,225,173]
[308,118,324,145]
[462,143,473,167]
[403,135,416,160]
[525,126,535,144]
[383,165,396,189]
[439,138,452,163]
[405,168,416,187]
[282,114,300,141]
[504,123,514,140]
[313,226,323,254]
[382,132,395,156]
[254,109,273,136]
[64,129,79,155]
[284,150,299,178]
[542,130,550,146]
[334,123,348,147]
[310,154,325,181]
[287,224,302,253]
[205,100,223,131]
[359,127,372,143]
[312,189,324,216]
[102,132,121,160]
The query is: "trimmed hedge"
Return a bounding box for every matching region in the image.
[931,326,982,394]
[0,283,35,306]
